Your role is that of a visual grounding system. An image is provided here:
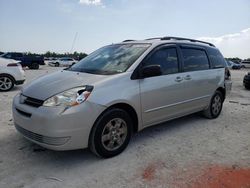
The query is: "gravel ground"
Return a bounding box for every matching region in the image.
[0,66,249,188]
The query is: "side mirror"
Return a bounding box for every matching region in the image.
[141,64,162,78]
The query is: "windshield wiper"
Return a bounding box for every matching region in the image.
[68,67,122,75]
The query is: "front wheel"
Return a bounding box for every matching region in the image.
[89,108,132,158]
[203,91,223,119]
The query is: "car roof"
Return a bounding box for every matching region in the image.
[119,36,216,49]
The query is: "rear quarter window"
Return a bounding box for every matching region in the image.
[207,48,226,68]
[181,48,209,72]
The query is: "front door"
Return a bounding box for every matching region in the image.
[139,45,186,127]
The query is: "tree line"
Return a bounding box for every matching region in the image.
[225,57,250,62]
[33,51,88,61]
[0,51,88,61]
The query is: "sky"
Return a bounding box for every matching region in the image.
[0,0,250,58]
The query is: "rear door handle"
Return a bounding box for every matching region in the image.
[175,76,183,82]
[184,75,192,80]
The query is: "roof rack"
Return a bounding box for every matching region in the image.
[145,37,162,40]
[161,36,215,47]
[122,40,136,42]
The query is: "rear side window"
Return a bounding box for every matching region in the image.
[12,53,19,58]
[15,53,23,58]
[5,53,12,58]
[144,48,179,75]
[181,48,209,72]
[207,48,225,68]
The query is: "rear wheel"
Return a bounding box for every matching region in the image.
[203,91,223,119]
[0,75,14,91]
[29,63,39,69]
[89,108,132,158]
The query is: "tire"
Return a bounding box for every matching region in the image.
[89,108,133,158]
[244,74,250,90]
[29,63,39,70]
[245,85,250,90]
[0,75,14,92]
[203,91,224,119]
[55,62,59,67]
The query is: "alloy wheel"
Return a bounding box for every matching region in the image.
[101,118,128,151]
[0,77,13,91]
[212,95,222,116]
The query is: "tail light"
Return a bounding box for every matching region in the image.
[7,63,19,67]
[225,67,231,80]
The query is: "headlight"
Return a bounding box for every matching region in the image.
[43,86,93,107]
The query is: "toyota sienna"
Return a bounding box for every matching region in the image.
[13,37,232,158]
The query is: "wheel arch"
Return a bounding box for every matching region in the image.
[216,87,226,102]
[88,102,139,147]
[107,103,139,133]
[0,73,16,82]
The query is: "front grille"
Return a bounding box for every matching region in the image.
[15,124,70,146]
[24,96,44,107]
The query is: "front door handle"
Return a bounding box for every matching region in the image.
[184,75,192,80]
[175,76,183,82]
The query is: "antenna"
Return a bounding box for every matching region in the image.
[70,32,78,53]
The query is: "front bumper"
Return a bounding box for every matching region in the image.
[14,66,25,82]
[12,94,106,150]
[15,80,25,85]
[48,62,56,66]
[225,80,232,96]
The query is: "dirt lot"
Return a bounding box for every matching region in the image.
[0,66,250,188]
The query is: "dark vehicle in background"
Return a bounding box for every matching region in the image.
[226,60,233,69]
[226,60,240,69]
[226,60,244,70]
[243,72,250,90]
[234,61,245,68]
[0,52,4,56]
[0,52,44,69]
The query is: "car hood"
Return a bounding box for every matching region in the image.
[22,70,108,100]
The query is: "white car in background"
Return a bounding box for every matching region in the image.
[45,57,58,65]
[48,57,77,67]
[241,60,250,68]
[0,57,25,91]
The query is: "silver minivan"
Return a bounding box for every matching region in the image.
[13,37,232,158]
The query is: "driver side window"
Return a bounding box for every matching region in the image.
[144,47,179,75]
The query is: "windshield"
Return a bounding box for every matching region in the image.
[67,43,150,75]
[0,53,7,58]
